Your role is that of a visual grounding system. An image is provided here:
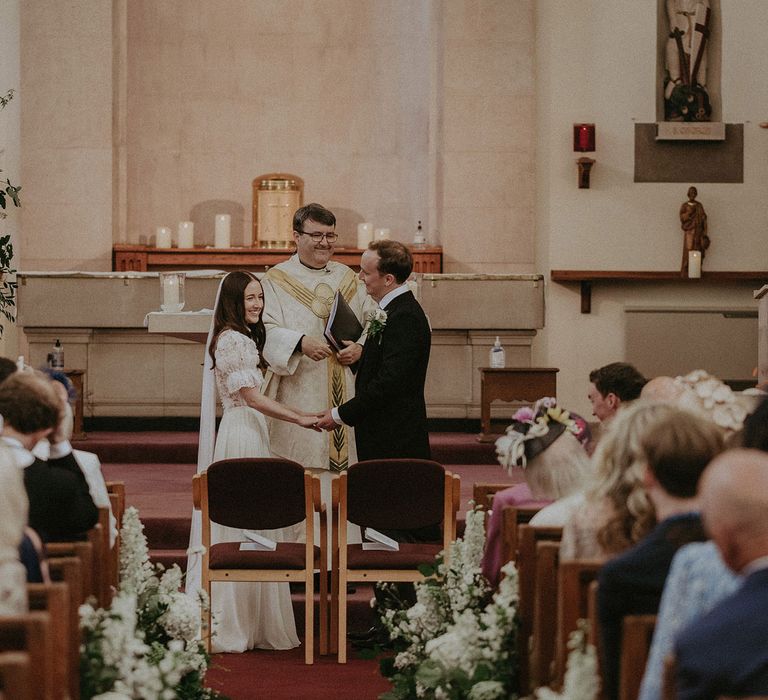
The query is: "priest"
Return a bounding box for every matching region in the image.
[261,203,373,476]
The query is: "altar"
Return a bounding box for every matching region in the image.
[17,271,546,420]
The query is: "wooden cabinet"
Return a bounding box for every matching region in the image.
[113,244,442,273]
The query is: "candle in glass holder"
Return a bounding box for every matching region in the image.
[160,272,186,312]
[155,226,172,249]
[357,222,373,249]
[374,227,390,241]
[178,221,194,248]
[214,214,231,249]
[688,250,702,278]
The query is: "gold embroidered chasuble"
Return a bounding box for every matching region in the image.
[261,255,371,472]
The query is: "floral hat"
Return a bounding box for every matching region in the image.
[495,397,590,472]
[675,369,747,433]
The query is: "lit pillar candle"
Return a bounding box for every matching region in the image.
[688,250,702,278]
[357,222,373,249]
[178,221,194,248]
[214,214,231,249]
[155,226,172,249]
[374,227,390,241]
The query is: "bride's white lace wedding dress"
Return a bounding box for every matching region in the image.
[207,329,301,653]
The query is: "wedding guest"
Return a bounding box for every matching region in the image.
[675,449,768,699]
[0,440,28,614]
[482,398,592,587]
[0,371,98,542]
[187,270,319,654]
[559,401,662,562]
[597,407,724,700]
[639,395,768,700]
[588,362,647,423]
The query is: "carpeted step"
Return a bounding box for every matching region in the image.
[75,431,497,466]
[151,549,188,572]
[144,516,192,550]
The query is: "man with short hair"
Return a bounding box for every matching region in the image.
[675,449,768,699]
[261,203,373,474]
[0,372,98,542]
[588,362,647,422]
[317,240,431,462]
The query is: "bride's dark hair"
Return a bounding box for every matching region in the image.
[209,271,268,371]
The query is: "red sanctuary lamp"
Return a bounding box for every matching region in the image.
[573,123,596,189]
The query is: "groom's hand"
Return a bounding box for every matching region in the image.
[337,340,362,366]
[301,335,332,361]
[315,410,338,431]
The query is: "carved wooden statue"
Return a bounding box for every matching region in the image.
[679,186,710,274]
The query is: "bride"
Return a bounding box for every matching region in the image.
[187,270,318,653]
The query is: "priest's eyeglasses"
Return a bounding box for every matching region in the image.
[295,230,338,242]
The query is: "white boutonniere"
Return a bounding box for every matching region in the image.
[366,309,388,344]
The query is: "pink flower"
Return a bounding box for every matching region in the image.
[512,407,535,423]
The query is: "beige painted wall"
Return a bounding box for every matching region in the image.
[8,1,767,418]
[533,0,768,418]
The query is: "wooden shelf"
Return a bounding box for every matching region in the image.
[113,244,443,274]
[551,270,768,313]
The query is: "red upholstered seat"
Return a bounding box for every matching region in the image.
[346,543,443,570]
[209,542,321,570]
[192,458,328,664]
[330,459,461,663]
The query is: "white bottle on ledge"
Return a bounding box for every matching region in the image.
[489,336,505,368]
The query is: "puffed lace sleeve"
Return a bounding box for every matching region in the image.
[215,330,264,394]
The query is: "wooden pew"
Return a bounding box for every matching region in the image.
[500,504,542,565]
[0,612,53,699]
[472,482,511,511]
[46,539,95,603]
[517,524,563,693]
[0,651,32,700]
[106,481,126,591]
[556,559,604,684]
[90,508,113,606]
[48,556,83,700]
[529,540,561,690]
[27,583,71,700]
[619,615,656,700]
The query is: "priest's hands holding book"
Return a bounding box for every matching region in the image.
[301,335,333,361]
[336,339,362,366]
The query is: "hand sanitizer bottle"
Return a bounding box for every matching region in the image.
[490,336,505,368]
[51,339,65,370]
[413,220,426,247]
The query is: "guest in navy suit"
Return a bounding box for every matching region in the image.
[597,405,725,700]
[317,240,431,463]
[675,449,768,699]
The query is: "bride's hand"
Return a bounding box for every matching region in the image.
[298,415,322,431]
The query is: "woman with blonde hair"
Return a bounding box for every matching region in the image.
[559,401,679,562]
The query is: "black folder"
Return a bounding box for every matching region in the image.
[324,291,363,352]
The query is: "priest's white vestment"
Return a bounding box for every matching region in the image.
[261,254,372,472]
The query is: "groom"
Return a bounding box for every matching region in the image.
[316,240,431,462]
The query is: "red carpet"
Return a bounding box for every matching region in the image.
[79,431,520,699]
[206,647,391,700]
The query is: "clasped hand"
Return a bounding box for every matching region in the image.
[314,410,337,432]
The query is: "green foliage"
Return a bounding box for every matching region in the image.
[0,88,19,337]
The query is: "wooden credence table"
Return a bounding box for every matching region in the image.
[478,367,559,442]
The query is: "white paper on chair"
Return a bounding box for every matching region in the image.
[362,527,399,551]
[239,531,277,551]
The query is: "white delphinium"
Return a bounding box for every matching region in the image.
[158,590,201,642]
[119,507,155,595]
[534,621,599,700]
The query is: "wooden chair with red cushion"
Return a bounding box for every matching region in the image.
[193,458,327,664]
[331,459,461,663]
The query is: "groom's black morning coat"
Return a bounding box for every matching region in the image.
[337,290,431,463]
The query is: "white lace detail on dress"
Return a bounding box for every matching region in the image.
[214,330,264,409]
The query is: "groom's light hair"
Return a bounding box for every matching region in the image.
[369,240,412,283]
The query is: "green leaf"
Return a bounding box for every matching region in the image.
[418,563,436,577]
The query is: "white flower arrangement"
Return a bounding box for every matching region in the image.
[376,507,520,699]
[533,620,599,700]
[80,506,222,699]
